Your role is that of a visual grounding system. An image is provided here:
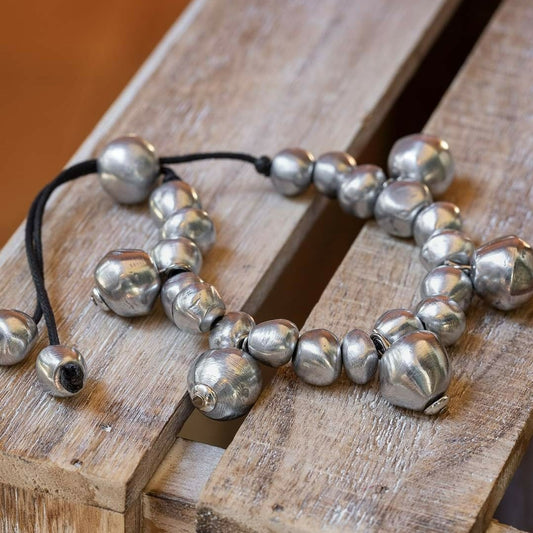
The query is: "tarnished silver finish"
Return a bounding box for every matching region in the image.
[187,348,262,420]
[161,207,215,254]
[388,133,455,196]
[420,229,475,271]
[379,330,450,413]
[161,271,225,333]
[471,235,533,310]
[341,328,378,384]
[36,345,86,397]
[149,181,201,226]
[416,296,466,346]
[313,151,356,198]
[93,250,161,317]
[372,309,423,355]
[292,329,341,386]
[0,310,38,366]
[246,319,299,367]
[270,148,315,196]
[150,237,202,275]
[374,181,432,237]
[97,135,159,204]
[420,265,473,311]
[413,202,462,246]
[209,312,255,349]
[338,165,386,218]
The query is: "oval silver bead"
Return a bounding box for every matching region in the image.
[372,308,423,354]
[246,319,299,367]
[413,202,462,246]
[150,237,202,276]
[420,229,475,271]
[209,312,255,349]
[341,328,378,384]
[161,207,215,254]
[313,151,356,198]
[416,296,466,346]
[420,265,473,312]
[270,148,314,196]
[0,309,38,366]
[149,181,201,226]
[338,164,386,218]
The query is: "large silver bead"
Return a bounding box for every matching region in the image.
[420,265,473,311]
[209,312,255,349]
[246,319,299,367]
[292,329,341,386]
[161,271,225,333]
[150,237,202,276]
[341,328,378,384]
[388,134,455,196]
[149,181,201,226]
[187,348,262,420]
[416,296,466,346]
[270,148,314,197]
[374,181,432,237]
[92,250,161,317]
[0,310,38,366]
[161,207,215,254]
[36,345,86,397]
[471,235,533,310]
[313,151,356,198]
[371,309,423,354]
[338,165,386,218]
[413,202,462,246]
[97,135,159,204]
[420,229,475,271]
[379,330,450,414]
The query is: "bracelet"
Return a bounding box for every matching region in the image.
[1,134,531,419]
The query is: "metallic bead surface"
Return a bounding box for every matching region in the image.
[341,328,378,385]
[150,237,202,275]
[420,265,473,311]
[270,148,315,196]
[416,296,466,346]
[313,151,356,198]
[187,348,262,420]
[379,330,450,413]
[372,309,423,354]
[36,345,87,397]
[93,250,161,317]
[292,329,341,386]
[0,309,38,366]
[161,207,215,254]
[97,135,159,204]
[338,164,386,218]
[209,312,255,349]
[420,229,475,271]
[374,181,432,237]
[246,319,299,367]
[149,180,201,226]
[471,235,533,310]
[413,202,462,246]
[388,133,455,196]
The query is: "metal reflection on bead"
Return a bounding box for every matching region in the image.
[246,319,299,367]
[420,265,473,311]
[209,312,255,349]
[416,296,466,346]
[420,229,475,271]
[313,151,356,198]
[341,328,378,384]
[471,235,533,310]
[36,345,86,397]
[150,237,202,276]
[413,202,462,246]
[338,165,386,218]
[371,309,423,355]
[187,348,262,420]
[0,309,38,366]
[149,180,201,226]
[270,148,314,196]
[161,207,215,254]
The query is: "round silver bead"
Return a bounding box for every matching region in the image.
[420,229,475,271]
[93,250,161,317]
[270,148,314,197]
[420,265,473,311]
[150,237,202,276]
[416,296,466,346]
[372,308,423,354]
[292,329,341,386]
[374,181,432,237]
[312,151,356,198]
[209,312,255,349]
[338,165,386,218]
[341,328,378,384]
[97,135,159,204]
[0,310,38,366]
[36,345,86,397]
[161,207,215,254]
[187,348,262,420]
[413,202,462,246]
[388,133,455,196]
[149,181,201,226]
[246,319,299,367]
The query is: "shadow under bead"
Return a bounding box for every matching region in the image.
[0,309,38,366]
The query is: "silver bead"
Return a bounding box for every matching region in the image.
[187,348,262,420]
[246,319,299,367]
[416,296,466,346]
[149,181,201,226]
[313,151,356,198]
[341,328,378,384]
[150,237,202,275]
[97,135,159,204]
[379,330,450,414]
[372,308,423,354]
[420,229,475,271]
[374,181,432,237]
[36,345,86,397]
[0,310,38,366]
[270,148,314,196]
[471,235,533,310]
[92,250,161,317]
[161,207,215,254]
[292,329,341,386]
[388,134,455,196]
[338,165,386,218]
[209,312,255,349]
[161,271,225,333]
[413,202,462,246]
[420,265,473,311]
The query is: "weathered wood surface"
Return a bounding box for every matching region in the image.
[199,0,533,531]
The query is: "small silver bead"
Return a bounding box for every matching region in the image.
[97,135,159,204]
[313,151,356,198]
[338,165,386,218]
[293,329,341,386]
[416,296,466,346]
[420,265,473,311]
[420,229,475,271]
[150,237,202,275]
[149,181,201,226]
[0,310,38,366]
[270,148,314,196]
[374,181,432,237]
[341,328,378,384]
[246,319,299,367]
[413,202,462,246]
[161,207,215,254]
[209,312,255,349]
[372,309,423,354]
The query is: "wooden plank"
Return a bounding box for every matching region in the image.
[199,0,533,531]
[486,522,525,533]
